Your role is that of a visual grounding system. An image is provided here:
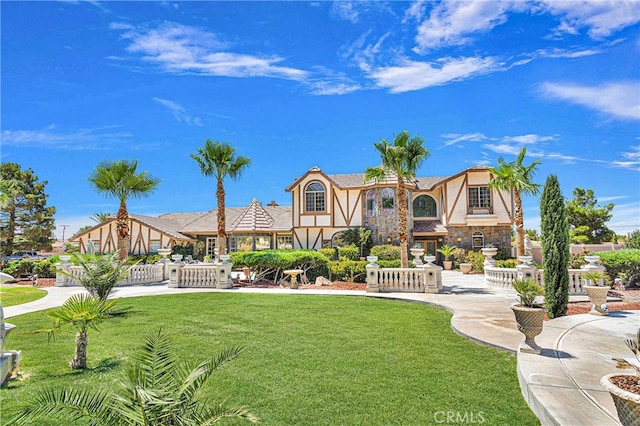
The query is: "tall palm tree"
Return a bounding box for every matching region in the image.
[47,294,118,370]
[88,160,161,261]
[9,329,259,425]
[191,140,251,256]
[489,147,542,259]
[364,130,430,268]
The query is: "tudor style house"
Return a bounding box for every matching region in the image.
[71,165,514,257]
[285,165,514,256]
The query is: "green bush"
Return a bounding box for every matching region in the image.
[495,248,511,261]
[330,260,366,283]
[466,250,484,273]
[370,245,400,261]
[32,257,59,278]
[568,252,588,269]
[497,259,517,268]
[318,248,337,260]
[230,250,329,283]
[596,249,640,286]
[338,245,360,261]
[1,259,36,277]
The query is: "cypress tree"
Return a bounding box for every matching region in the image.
[541,174,570,318]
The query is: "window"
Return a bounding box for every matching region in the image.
[413,195,436,217]
[305,181,325,212]
[206,237,217,257]
[468,187,491,211]
[381,188,394,214]
[149,240,161,253]
[472,232,484,248]
[366,190,376,217]
[277,235,292,249]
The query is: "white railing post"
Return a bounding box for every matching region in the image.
[423,259,442,293]
[216,255,233,289]
[366,256,379,293]
[168,263,183,288]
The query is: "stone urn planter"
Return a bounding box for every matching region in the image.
[584,285,610,315]
[409,247,425,266]
[511,305,545,354]
[481,247,498,267]
[600,374,640,426]
[511,278,545,354]
[601,328,640,425]
[459,263,472,274]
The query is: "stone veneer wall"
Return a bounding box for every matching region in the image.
[446,226,512,251]
[362,188,410,245]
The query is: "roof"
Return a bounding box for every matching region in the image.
[286,165,472,192]
[229,198,275,232]
[412,220,448,235]
[71,214,198,242]
[179,203,292,234]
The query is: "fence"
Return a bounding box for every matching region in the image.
[484,267,601,294]
[55,263,165,287]
[366,259,442,293]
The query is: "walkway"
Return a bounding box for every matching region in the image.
[3,271,638,425]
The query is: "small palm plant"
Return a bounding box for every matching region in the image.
[59,251,134,300]
[9,329,260,425]
[436,244,458,261]
[613,328,640,376]
[512,279,544,307]
[47,294,118,369]
[582,271,606,287]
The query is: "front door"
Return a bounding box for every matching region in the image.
[414,239,438,256]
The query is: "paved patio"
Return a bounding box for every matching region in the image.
[3,271,638,425]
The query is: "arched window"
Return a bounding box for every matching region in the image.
[366,190,376,217]
[381,188,394,214]
[472,232,484,248]
[305,181,325,212]
[413,195,436,217]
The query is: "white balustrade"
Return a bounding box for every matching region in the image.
[484,266,597,294]
[56,264,165,287]
[179,265,219,287]
[377,268,426,292]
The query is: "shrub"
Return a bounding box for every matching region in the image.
[32,257,59,278]
[338,245,360,261]
[466,250,485,273]
[318,248,337,260]
[568,252,588,269]
[1,259,35,277]
[330,260,366,283]
[627,230,640,249]
[596,249,640,287]
[495,248,511,261]
[370,245,400,261]
[230,250,329,283]
[497,259,517,268]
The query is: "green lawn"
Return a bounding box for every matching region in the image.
[0,293,538,425]
[0,286,47,307]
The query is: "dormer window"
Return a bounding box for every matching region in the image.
[305,181,325,212]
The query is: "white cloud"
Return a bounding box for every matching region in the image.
[1,125,132,149]
[369,56,498,93]
[532,47,602,59]
[331,1,359,23]
[413,1,513,52]
[608,202,640,234]
[112,21,308,81]
[502,134,558,144]
[608,145,640,171]
[540,0,640,39]
[441,132,488,147]
[152,97,202,126]
[540,81,640,120]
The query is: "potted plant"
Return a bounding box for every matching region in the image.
[436,244,458,270]
[511,278,545,354]
[455,249,472,274]
[582,271,609,315]
[601,328,640,426]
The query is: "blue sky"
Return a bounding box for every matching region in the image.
[2,1,639,240]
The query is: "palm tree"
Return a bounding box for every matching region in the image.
[9,329,259,425]
[364,131,430,268]
[47,294,118,370]
[58,252,134,301]
[191,140,251,255]
[489,147,542,259]
[88,160,161,261]
[90,211,111,224]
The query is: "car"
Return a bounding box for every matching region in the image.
[1,251,45,261]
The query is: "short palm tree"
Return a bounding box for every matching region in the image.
[364,131,430,268]
[88,160,161,261]
[58,252,134,300]
[47,294,118,370]
[489,147,541,259]
[9,329,259,425]
[191,140,251,256]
